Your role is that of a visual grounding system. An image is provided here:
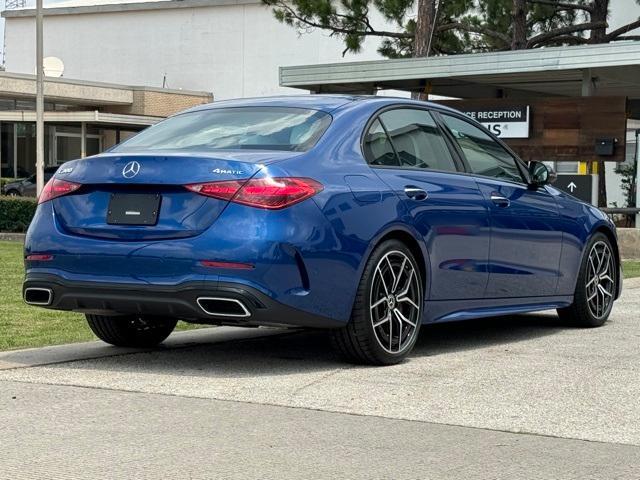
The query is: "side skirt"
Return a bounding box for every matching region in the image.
[424,295,574,324]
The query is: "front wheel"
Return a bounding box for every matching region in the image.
[557,233,618,327]
[86,314,177,347]
[332,240,424,365]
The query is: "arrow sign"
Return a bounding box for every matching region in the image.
[556,174,596,205]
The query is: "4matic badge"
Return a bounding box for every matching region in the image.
[212,167,244,175]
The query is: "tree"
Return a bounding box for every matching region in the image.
[262,0,640,57]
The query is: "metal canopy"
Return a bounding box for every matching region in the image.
[280,41,640,104]
[0,110,161,127]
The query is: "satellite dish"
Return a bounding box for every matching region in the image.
[43,57,64,77]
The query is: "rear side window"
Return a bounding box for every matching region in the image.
[363,119,398,166]
[440,114,524,183]
[378,109,457,172]
[112,107,332,153]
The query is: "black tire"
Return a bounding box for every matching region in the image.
[5,189,20,197]
[86,314,177,347]
[332,239,424,365]
[557,232,617,328]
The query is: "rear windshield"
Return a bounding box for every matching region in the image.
[112,107,332,153]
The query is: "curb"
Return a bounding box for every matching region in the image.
[0,233,25,242]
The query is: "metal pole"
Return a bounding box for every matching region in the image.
[35,0,44,196]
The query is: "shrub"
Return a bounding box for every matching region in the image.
[0,196,38,233]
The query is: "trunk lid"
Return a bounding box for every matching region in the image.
[53,151,298,240]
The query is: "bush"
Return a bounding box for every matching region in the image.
[0,196,38,232]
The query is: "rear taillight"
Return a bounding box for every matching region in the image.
[186,177,323,210]
[38,178,81,204]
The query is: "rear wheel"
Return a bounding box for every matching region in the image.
[5,189,20,197]
[332,240,423,365]
[86,314,177,347]
[557,233,617,327]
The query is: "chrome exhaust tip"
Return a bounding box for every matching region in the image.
[24,287,53,306]
[196,297,251,318]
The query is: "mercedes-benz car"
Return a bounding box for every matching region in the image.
[23,95,622,365]
[3,166,58,196]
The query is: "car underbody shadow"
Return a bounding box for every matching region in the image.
[412,311,564,358]
[9,311,569,380]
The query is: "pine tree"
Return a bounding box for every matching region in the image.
[262,0,640,58]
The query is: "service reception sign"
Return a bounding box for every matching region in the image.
[462,106,530,139]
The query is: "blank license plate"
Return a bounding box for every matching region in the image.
[107,193,161,226]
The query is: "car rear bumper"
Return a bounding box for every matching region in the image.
[23,273,343,329]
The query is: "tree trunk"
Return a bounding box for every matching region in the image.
[598,160,608,207]
[589,0,609,43]
[414,0,437,57]
[511,0,527,50]
[412,0,437,99]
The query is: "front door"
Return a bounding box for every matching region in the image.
[363,107,491,301]
[438,113,563,298]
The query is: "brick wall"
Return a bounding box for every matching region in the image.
[108,90,213,117]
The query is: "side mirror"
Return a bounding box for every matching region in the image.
[528,161,556,186]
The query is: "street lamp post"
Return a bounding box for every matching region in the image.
[35,0,44,196]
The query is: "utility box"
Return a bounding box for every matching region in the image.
[595,138,616,156]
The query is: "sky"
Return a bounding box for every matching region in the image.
[1,0,639,61]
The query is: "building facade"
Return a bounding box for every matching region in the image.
[2,0,387,101]
[0,71,211,177]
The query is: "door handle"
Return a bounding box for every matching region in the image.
[404,186,428,201]
[490,192,510,208]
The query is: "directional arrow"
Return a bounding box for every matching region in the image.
[567,181,577,192]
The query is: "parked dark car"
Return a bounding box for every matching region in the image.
[2,167,58,197]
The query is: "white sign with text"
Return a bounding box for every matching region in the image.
[463,106,530,139]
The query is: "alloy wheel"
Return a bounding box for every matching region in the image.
[369,250,421,354]
[585,240,615,319]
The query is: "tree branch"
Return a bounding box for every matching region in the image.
[610,35,640,41]
[526,0,594,13]
[265,1,411,39]
[605,19,640,40]
[437,22,510,45]
[527,20,608,47]
[532,34,590,46]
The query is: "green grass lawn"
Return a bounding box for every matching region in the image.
[623,260,640,280]
[0,241,201,351]
[1,240,640,352]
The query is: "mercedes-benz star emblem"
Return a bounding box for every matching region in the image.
[122,161,141,179]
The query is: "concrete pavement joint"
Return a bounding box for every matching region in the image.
[2,375,638,450]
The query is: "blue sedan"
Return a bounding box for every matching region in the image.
[23,95,622,364]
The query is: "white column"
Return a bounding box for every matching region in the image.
[81,122,86,158]
[13,123,17,178]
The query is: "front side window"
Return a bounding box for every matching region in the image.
[112,107,332,153]
[440,114,524,183]
[379,109,457,172]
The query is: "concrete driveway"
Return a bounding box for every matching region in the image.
[1,280,639,479]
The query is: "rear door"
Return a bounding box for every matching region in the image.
[438,112,563,298]
[364,107,490,300]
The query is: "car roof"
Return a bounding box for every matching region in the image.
[185,95,363,114]
[182,94,466,116]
